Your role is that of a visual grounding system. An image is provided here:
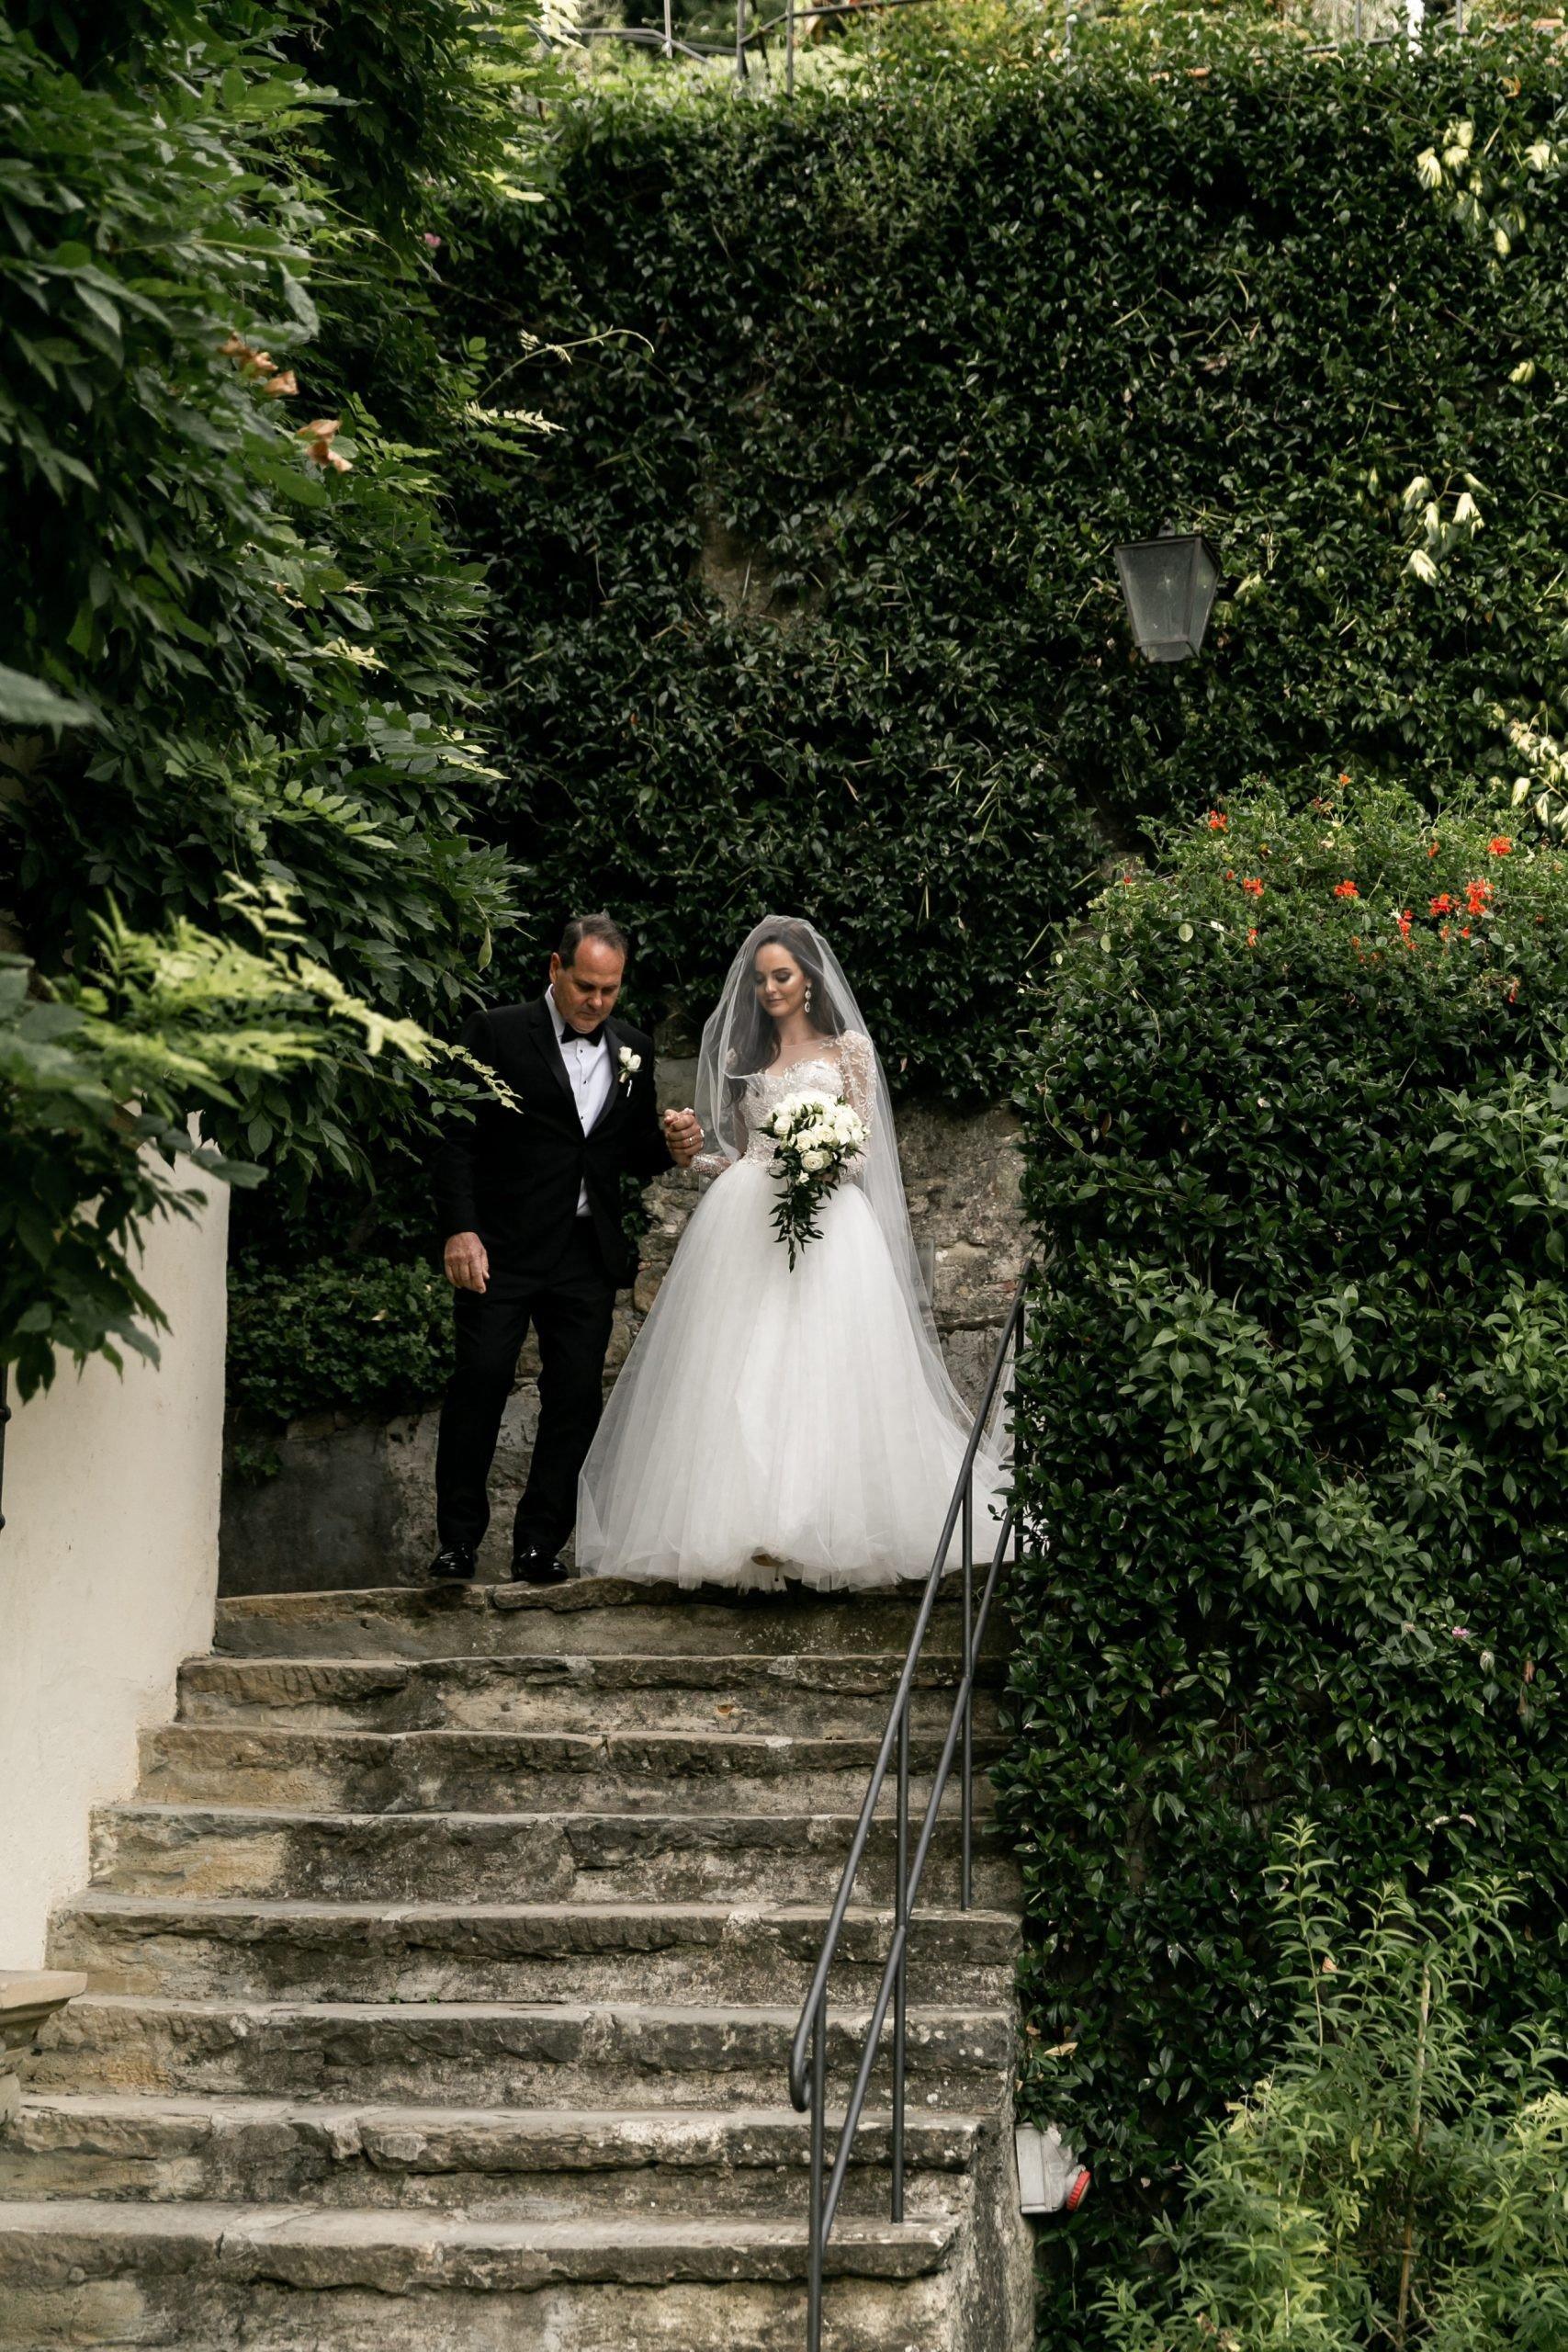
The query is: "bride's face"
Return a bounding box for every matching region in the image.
[753,944,808,1026]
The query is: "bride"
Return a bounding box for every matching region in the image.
[575,917,1009,1590]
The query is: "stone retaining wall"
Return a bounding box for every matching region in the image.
[219,1099,1026,1593]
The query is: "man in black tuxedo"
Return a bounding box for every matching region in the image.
[430,913,701,1584]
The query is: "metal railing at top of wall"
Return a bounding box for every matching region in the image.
[785,1263,1031,2352]
[538,0,1480,97]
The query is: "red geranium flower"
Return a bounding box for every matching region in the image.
[1396,909,1414,938]
[1430,893,1457,916]
[1206,811,1228,831]
[1465,879,1494,916]
[1333,879,1359,900]
[1488,837,1514,856]
[1247,927,1258,945]
[1240,876,1265,898]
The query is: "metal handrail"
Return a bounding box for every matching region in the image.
[787,1262,1031,2349]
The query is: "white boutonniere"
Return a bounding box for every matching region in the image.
[617,1046,643,1092]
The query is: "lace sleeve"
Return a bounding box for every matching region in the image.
[692,1097,743,1178]
[838,1031,875,1168]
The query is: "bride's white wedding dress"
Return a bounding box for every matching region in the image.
[577,1008,1009,1592]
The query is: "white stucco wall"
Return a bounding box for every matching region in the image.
[0,1166,229,1968]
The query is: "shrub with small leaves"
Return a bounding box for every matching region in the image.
[1101,1826,1568,2351]
[226,1256,454,1428]
[1000,778,1568,2344]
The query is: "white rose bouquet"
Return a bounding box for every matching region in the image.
[763,1087,869,1269]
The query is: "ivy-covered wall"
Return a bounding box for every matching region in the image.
[434,29,1568,1104]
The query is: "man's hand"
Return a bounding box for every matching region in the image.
[444,1230,490,1293]
[663,1108,703,1170]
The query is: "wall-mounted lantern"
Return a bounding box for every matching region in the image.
[1112,530,1222,663]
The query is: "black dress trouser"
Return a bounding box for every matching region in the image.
[434,1224,617,1557]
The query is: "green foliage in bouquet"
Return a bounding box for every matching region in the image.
[439,27,1568,1095]
[999,779,1568,2340]
[1102,1827,1568,2351]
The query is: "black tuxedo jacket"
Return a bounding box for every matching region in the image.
[434,998,672,1289]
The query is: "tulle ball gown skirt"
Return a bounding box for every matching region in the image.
[576,1162,1010,1591]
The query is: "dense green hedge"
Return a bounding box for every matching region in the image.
[227,1257,453,1430]
[435,27,1568,1096]
[998,778,1568,2340]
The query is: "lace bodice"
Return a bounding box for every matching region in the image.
[692,1031,875,1175]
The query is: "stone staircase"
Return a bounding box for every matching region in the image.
[0,1577,1032,2351]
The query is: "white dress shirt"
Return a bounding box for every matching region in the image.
[548,988,614,1215]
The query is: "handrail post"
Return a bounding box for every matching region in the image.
[807,2007,826,2350]
[960,1484,974,1912]
[892,1701,909,2221]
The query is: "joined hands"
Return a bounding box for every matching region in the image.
[663,1108,703,1170]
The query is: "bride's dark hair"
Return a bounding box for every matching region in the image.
[728,918,846,1075]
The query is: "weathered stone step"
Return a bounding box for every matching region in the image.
[2,2094,984,2220]
[137,1723,1002,1816]
[0,2198,960,2351]
[50,1896,1020,2008]
[91,1803,1021,1908]
[176,1650,1002,1739]
[215,1574,1004,1664]
[33,1994,1013,2110]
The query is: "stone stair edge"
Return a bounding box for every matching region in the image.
[55,1894,1020,1931]
[180,1648,1004,1676]
[92,1798,1012,1833]
[217,1574,983,1617]
[12,2089,990,2161]
[0,2193,958,2277]
[41,1990,1013,2029]
[144,1724,1005,1757]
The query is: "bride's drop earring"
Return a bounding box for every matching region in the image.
[804,983,814,1013]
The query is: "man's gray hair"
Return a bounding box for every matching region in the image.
[558,911,630,965]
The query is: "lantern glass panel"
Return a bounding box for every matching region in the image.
[1113,534,1221,662]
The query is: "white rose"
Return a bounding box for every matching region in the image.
[801,1149,828,1173]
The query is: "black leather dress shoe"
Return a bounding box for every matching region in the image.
[427,1544,478,1582]
[510,1546,569,1586]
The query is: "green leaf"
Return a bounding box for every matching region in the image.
[0,664,97,729]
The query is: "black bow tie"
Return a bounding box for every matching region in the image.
[559,1020,607,1049]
